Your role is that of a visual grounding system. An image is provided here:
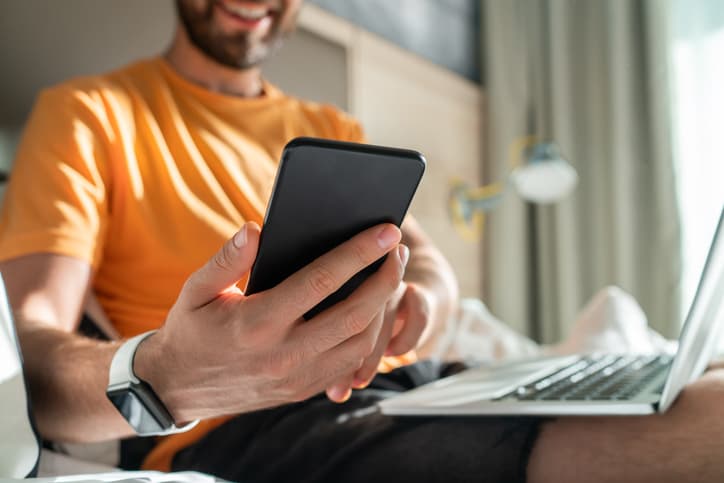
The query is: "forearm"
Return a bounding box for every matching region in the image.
[18,320,136,442]
[401,217,459,351]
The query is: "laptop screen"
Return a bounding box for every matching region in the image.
[658,206,724,411]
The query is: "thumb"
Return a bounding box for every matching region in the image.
[183,222,261,308]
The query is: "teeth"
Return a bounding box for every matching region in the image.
[224,3,268,20]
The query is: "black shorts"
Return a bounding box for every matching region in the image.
[171,360,545,483]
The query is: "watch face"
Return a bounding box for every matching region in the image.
[107,381,173,435]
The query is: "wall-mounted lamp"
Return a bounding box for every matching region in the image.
[449,136,578,242]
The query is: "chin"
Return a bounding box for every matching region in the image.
[217,37,283,69]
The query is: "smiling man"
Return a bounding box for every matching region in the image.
[2,1,724,482]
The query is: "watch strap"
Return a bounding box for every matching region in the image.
[108,330,199,436]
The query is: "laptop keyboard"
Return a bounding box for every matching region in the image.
[500,354,673,401]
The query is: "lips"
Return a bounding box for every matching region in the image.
[215,1,276,29]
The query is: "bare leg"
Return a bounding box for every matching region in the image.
[527,369,724,482]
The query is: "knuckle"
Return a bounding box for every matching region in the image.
[306,333,337,355]
[303,335,322,356]
[341,309,369,336]
[351,240,372,267]
[334,356,361,378]
[355,335,376,360]
[212,243,235,273]
[307,265,337,298]
[324,357,352,382]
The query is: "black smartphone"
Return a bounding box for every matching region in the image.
[245,137,426,319]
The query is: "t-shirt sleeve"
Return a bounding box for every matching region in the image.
[319,104,368,144]
[0,84,112,268]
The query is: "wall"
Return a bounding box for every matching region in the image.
[310,0,481,83]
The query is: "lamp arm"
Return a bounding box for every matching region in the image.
[466,180,506,200]
[467,193,505,211]
[461,134,538,202]
[507,134,538,170]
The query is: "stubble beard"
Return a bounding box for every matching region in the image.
[176,0,286,70]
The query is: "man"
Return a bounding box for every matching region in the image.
[1,1,723,482]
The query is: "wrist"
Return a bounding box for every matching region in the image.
[133,331,193,423]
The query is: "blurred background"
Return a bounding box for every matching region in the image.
[0,0,722,344]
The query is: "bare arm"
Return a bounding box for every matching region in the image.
[1,222,407,443]
[0,254,133,441]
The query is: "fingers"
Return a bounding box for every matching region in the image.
[385,285,430,357]
[182,223,261,308]
[351,311,394,389]
[325,309,384,402]
[326,383,353,403]
[291,244,408,359]
[262,224,402,322]
[317,310,385,403]
[352,283,407,388]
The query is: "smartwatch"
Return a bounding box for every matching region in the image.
[106,330,199,436]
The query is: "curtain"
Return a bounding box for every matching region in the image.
[481,0,682,343]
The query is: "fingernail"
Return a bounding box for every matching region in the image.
[398,245,410,267]
[377,225,400,249]
[232,225,247,248]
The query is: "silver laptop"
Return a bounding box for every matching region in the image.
[379,206,724,416]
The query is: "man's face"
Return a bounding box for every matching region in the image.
[176,0,303,69]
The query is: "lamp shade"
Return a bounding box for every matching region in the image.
[511,142,578,203]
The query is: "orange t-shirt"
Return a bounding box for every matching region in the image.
[0,57,413,470]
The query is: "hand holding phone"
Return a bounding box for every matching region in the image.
[245,137,426,319]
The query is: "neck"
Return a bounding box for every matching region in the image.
[164,26,263,98]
